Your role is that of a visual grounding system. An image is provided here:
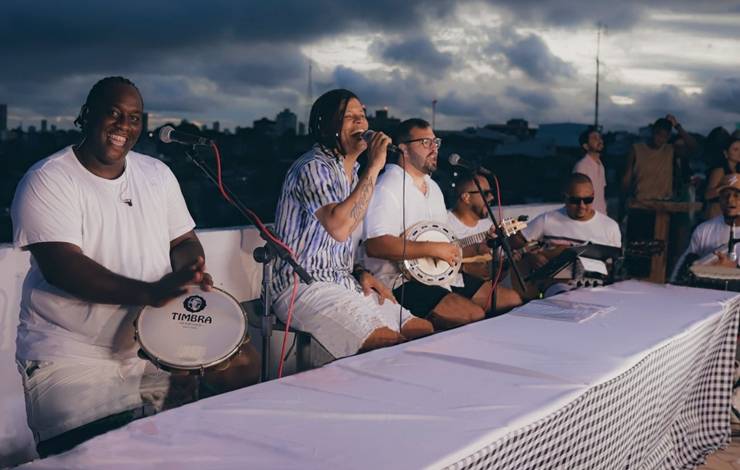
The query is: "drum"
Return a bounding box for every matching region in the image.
[689,264,740,292]
[135,287,249,373]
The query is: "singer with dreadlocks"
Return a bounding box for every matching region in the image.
[10,76,259,456]
[268,89,433,360]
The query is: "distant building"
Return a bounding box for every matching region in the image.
[253,117,277,136]
[368,108,400,133]
[212,121,220,133]
[536,123,591,148]
[41,119,47,133]
[0,104,6,132]
[142,112,149,135]
[484,119,533,140]
[275,108,297,136]
[298,122,306,136]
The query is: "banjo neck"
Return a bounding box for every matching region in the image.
[456,231,488,248]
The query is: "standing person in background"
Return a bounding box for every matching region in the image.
[573,127,607,215]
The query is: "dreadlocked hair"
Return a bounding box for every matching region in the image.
[74,76,140,130]
[308,89,359,153]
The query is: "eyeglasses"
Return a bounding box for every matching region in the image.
[566,196,594,205]
[466,190,495,197]
[402,137,442,149]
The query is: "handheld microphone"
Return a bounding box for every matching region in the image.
[157,125,212,146]
[448,153,492,176]
[362,130,400,154]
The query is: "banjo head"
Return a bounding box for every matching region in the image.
[402,221,460,286]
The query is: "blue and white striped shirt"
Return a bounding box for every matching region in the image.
[271,144,361,297]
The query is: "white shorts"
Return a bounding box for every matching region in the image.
[18,356,171,442]
[273,281,413,358]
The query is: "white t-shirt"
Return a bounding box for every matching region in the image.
[521,207,621,248]
[671,216,740,281]
[573,155,607,215]
[446,211,493,239]
[11,146,195,361]
[363,164,453,288]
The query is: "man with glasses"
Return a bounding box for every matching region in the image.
[447,171,497,279]
[517,173,621,271]
[363,119,521,329]
[673,174,740,280]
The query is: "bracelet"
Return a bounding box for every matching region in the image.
[351,265,367,280]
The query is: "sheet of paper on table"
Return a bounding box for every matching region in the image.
[511,298,615,323]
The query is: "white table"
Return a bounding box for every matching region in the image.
[22,281,740,469]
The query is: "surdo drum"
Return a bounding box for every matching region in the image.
[135,287,249,373]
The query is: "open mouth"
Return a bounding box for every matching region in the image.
[107,133,127,148]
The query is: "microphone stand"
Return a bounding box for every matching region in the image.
[471,173,525,314]
[183,146,313,382]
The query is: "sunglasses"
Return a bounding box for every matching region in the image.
[566,196,594,205]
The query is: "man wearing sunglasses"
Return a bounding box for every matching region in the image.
[517,173,621,270]
[363,119,521,329]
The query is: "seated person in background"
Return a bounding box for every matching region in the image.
[673,174,740,283]
[705,138,740,219]
[269,89,433,361]
[364,118,521,330]
[447,170,495,280]
[10,77,260,457]
[511,173,621,297]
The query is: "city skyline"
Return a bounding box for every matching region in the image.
[2,1,739,135]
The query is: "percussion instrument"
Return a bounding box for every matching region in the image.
[689,263,740,291]
[135,287,249,373]
[400,218,527,286]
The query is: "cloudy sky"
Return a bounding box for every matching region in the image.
[2,0,739,134]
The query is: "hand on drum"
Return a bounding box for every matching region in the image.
[713,251,738,269]
[358,271,398,305]
[147,256,213,307]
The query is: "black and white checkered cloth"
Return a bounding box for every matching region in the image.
[447,298,740,470]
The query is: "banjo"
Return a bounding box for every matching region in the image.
[400,218,527,286]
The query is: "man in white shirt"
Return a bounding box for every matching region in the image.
[573,127,607,214]
[515,173,621,283]
[447,171,495,280]
[673,173,740,282]
[11,77,259,456]
[364,119,521,329]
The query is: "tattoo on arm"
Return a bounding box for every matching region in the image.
[349,175,375,230]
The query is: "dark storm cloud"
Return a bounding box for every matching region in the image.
[505,86,558,110]
[704,78,740,115]
[495,33,576,83]
[331,66,430,112]
[485,0,642,30]
[371,36,454,79]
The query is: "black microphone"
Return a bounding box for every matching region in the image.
[157,125,212,146]
[448,153,492,176]
[362,130,400,154]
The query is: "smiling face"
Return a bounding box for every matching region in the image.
[77,82,143,178]
[583,131,604,154]
[337,97,368,158]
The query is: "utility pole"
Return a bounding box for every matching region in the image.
[594,22,604,129]
[306,59,313,130]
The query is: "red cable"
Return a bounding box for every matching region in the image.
[210,142,295,256]
[277,272,299,378]
[209,142,302,378]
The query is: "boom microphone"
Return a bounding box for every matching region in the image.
[448,153,492,176]
[157,125,212,146]
[362,130,400,154]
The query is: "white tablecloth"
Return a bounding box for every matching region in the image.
[21,281,740,469]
